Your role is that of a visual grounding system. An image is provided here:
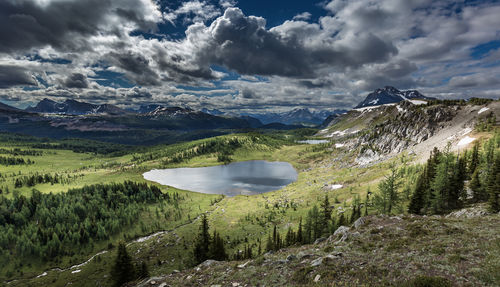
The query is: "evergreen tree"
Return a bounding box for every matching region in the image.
[297,217,303,244]
[470,167,484,202]
[469,142,480,176]
[193,214,211,264]
[137,261,149,279]
[337,212,346,228]
[364,188,370,216]
[210,230,227,261]
[265,234,273,252]
[408,172,427,214]
[320,195,332,236]
[111,242,136,287]
[374,166,401,214]
[487,154,500,213]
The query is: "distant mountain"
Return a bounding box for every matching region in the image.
[200,108,225,116]
[137,104,163,114]
[25,98,128,115]
[0,102,20,113]
[354,86,434,109]
[243,108,345,126]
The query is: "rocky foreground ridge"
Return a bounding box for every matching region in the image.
[133,204,499,287]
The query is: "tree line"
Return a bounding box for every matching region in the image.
[0,148,43,156]
[0,156,34,166]
[0,181,177,269]
[14,173,67,188]
[409,134,499,214]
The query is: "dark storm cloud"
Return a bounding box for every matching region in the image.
[185,8,398,78]
[62,73,89,89]
[107,51,161,86]
[0,0,159,53]
[0,65,37,88]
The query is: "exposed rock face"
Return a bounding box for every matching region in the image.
[357,102,457,156]
[354,86,433,109]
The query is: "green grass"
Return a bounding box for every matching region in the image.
[0,133,417,286]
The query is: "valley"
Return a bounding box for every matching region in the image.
[0,97,498,286]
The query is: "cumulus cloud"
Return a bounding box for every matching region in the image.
[62,73,89,89]
[293,12,312,21]
[164,0,221,25]
[0,0,161,54]
[1,0,500,111]
[0,65,38,88]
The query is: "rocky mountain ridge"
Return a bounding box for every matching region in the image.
[354,86,434,109]
[319,99,499,165]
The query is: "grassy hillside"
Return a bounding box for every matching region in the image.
[0,116,498,287]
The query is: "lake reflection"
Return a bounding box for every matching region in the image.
[143,160,298,196]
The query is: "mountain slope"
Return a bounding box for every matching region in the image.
[354,86,434,109]
[135,205,500,287]
[319,99,499,165]
[25,98,128,115]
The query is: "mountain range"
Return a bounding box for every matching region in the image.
[25,98,129,115]
[354,86,434,109]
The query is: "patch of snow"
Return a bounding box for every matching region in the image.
[330,184,343,190]
[350,129,359,134]
[71,270,81,274]
[335,143,345,148]
[409,100,427,105]
[458,136,475,147]
[354,103,396,112]
[461,128,472,136]
[478,107,490,114]
[396,105,404,113]
[326,129,347,137]
[37,272,48,278]
[369,99,379,105]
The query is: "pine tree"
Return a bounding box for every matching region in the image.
[297,217,303,244]
[193,214,211,264]
[137,261,149,279]
[210,230,227,261]
[364,188,370,216]
[265,234,273,252]
[320,195,331,236]
[374,166,401,214]
[469,142,480,176]
[487,154,500,213]
[111,242,136,287]
[408,172,427,214]
[470,167,484,202]
[337,212,346,228]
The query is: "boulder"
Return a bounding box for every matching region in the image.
[353,217,366,229]
[310,257,323,267]
[199,259,218,268]
[314,237,327,244]
[286,254,297,262]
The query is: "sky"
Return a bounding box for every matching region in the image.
[0,0,499,113]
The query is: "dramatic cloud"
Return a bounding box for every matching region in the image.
[0,0,161,53]
[0,0,499,112]
[0,65,38,88]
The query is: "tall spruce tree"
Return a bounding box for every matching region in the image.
[193,214,211,264]
[470,167,484,202]
[487,154,500,213]
[408,171,427,214]
[111,242,136,287]
[374,166,401,214]
[320,195,332,236]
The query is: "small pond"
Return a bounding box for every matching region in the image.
[143,160,298,196]
[297,139,329,144]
